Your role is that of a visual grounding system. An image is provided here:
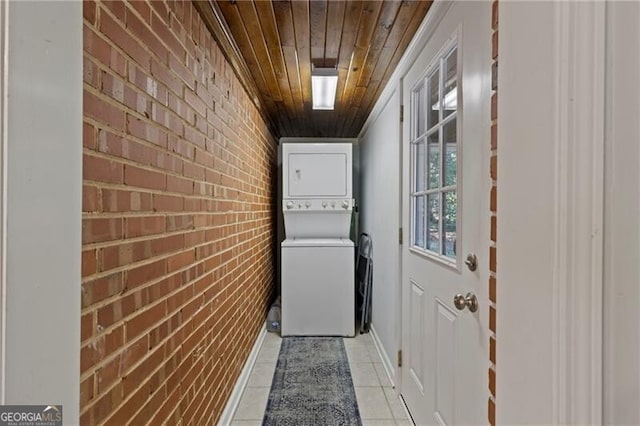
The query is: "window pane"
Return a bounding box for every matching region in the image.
[413,195,425,248]
[443,191,457,258]
[414,139,425,192]
[414,84,425,137]
[427,193,440,252]
[443,48,457,119]
[443,118,457,187]
[427,68,440,130]
[427,131,440,189]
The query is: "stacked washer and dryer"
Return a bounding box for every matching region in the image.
[280,143,355,337]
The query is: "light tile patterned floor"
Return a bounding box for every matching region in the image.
[230,332,414,426]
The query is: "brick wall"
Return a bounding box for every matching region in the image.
[489,1,498,425]
[81,1,276,424]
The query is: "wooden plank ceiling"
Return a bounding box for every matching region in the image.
[195,0,432,138]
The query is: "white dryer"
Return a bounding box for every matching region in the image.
[281,143,355,337]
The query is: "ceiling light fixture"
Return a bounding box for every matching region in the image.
[311,67,338,110]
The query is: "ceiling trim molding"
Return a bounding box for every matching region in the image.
[193,1,279,137]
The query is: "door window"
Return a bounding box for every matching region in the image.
[411,44,459,261]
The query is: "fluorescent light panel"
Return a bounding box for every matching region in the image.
[311,68,338,110]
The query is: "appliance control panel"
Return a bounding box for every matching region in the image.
[283,198,353,211]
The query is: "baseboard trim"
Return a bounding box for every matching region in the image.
[217,325,268,426]
[369,325,396,388]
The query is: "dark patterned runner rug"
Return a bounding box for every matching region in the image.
[262,337,362,426]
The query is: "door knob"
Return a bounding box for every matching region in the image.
[465,253,478,271]
[453,292,478,313]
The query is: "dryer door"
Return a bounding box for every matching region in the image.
[283,143,352,199]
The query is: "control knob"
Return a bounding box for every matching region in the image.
[305,201,311,209]
[322,201,328,208]
[286,201,294,209]
[341,200,349,209]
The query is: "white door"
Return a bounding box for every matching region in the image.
[400,2,490,424]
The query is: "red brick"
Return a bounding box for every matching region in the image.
[102,189,153,213]
[490,336,496,364]
[126,302,166,342]
[101,240,151,271]
[97,292,145,328]
[490,185,497,212]
[489,276,497,304]
[167,250,195,273]
[489,367,496,396]
[151,234,184,256]
[127,258,166,288]
[168,53,195,90]
[154,194,184,212]
[150,1,170,24]
[81,2,277,423]
[490,154,497,180]
[80,375,95,407]
[100,10,151,70]
[489,306,496,333]
[151,59,183,96]
[489,398,496,426]
[491,215,497,242]
[84,0,97,24]
[125,7,167,63]
[83,185,101,212]
[84,122,97,150]
[82,272,124,308]
[490,246,497,273]
[183,161,205,180]
[84,25,111,67]
[102,0,126,22]
[82,249,98,277]
[102,383,149,426]
[81,312,94,342]
[95,355,120,395]
[124,164,166,190]
[125,215,166,238]
[491,123,497,150]
[84,90,125,130]
[167,215,194,232]
[492,31,499,59]
[491,92,498,121]
[84,56,100,89]
[167,175,193,195]
[184,89,207,119]
[123,346,164,394]
[128,0,151,24]
[83,217,123,244]
[127,115,168,147]
[151,12,185,60]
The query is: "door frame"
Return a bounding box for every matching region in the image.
[497,1,605,423]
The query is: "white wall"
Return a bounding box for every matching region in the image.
[603,1,640,423]
[3,1,82,423]
[497,2,557,423]
[358,94,401,374]
[498,2,607,424]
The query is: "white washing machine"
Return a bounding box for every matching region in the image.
[281,238,354,336]
[281,143,355,337]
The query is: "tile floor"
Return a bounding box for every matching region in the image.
[230,331,414,426]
